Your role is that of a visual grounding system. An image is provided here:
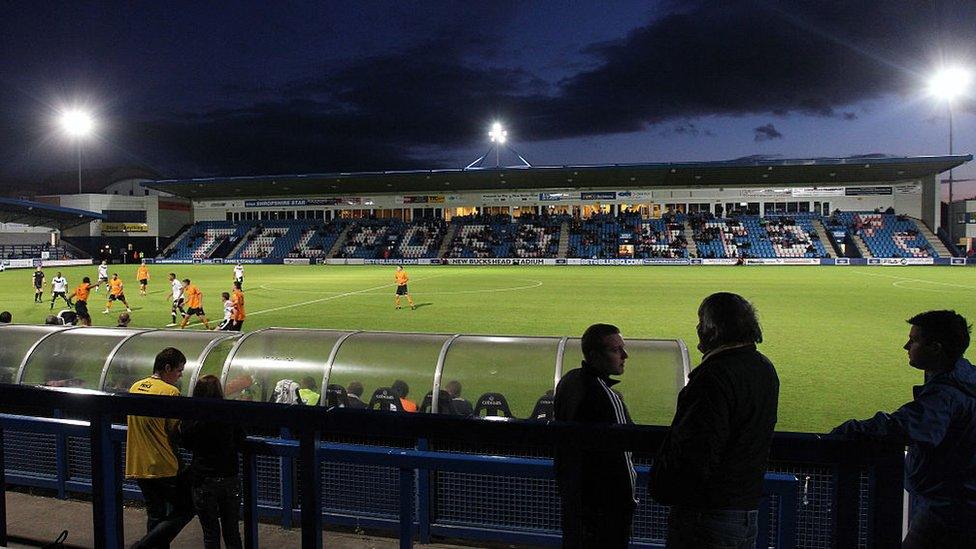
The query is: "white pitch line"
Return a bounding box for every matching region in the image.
[245,272,456,317]
[851,270,976,291]
[258,278,545,297]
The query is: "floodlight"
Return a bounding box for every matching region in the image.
[928,67,972,101]
[60,110,94,137]
[489,122,507,144]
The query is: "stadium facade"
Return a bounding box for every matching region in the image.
[139,154,973,266]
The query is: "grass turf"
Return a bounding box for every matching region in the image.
[3,264,974,432]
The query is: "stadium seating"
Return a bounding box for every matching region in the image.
[158,209,943,261]
[833,212,938,258]
[445,214,515,258]
[692,214,827,259]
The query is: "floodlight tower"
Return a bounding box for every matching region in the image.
[489,122,507,167]
[464,121,532,170]
[59,110,95,194]
[928,66,972,205]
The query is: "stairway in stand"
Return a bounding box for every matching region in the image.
[557,221,570,258]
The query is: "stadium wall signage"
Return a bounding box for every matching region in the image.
[400,195,445,204]
[745,258,822,265]
[867,258,935,266]
[580,192,617,201]
[844,186,893,196]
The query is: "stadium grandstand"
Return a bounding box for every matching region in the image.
[144,154,970,264]
[0,197,103,265]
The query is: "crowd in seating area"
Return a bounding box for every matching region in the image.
[828,209,939,258]
[158,208,945,261]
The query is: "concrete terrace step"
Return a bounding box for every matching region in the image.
[912,217,953,257]
[557,220,570,258]
[683,221,698,258]
[328,224,353,258]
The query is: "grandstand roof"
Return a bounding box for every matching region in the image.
[143,154,972,200]
[0,198,106,230]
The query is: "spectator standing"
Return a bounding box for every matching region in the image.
[181,375,245,549]
[125,347,194,548]
[649,292,779,549]
[554,323,636,547]
[831,310,976,548]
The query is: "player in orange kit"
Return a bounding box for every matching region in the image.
[394,265,415,310]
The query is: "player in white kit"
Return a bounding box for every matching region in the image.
[233,263,244,288]
[95,261,109,292]
[50,272,72,310]
[166,272,185,327]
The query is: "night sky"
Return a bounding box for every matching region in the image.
[1,1,974,196]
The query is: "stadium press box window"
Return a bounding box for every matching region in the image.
[103,330,241,395]
[0,325,70,385]
[327,332,449,412]
[20,328,144,390]
[563,338,687,426]
[441,335,560,420]
[221,328,349,403]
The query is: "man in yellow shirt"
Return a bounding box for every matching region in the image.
[394,265,415,310]
[137,260,150,296]
[103,273,131,314]
[179,278,211,329]
[126,347,194,547]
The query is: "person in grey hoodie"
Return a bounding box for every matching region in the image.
[832,310,976,549]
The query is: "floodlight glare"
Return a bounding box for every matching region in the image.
[60,110,94,137]
[928,67,972,101]
[489,122,507,144]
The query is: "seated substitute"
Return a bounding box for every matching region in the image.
[831,310,976,548]
[345,381,367,409]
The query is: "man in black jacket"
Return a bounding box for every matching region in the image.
[554,323,636,547]
[649,292,779,548]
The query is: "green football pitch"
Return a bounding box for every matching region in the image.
[3,264,974,433]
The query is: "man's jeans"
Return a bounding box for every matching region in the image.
[192,475,243,549]
[133,474,195,549]
[666,507,758,549]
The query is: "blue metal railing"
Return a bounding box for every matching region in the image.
[0,384,904,549]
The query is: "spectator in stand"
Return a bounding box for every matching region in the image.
[831,311,976,548]
[391,379,417,412]
[554,323,635,547]
[181,375,245,549]
[345,381,367,409]
[650,293,779,549]
[126,347,194,548]
[0,311,11,323]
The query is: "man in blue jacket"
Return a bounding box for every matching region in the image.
[832,310,976,548]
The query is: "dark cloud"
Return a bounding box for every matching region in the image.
[753,123,783,142]
[1,0,973,180]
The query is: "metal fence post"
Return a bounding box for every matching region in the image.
[299,429,322,549]
[416,437,431,544]
[90,410,123,549]
[0,425,7,546]
[399,466,414,549]
[242,443,260,549]
[54,408,67,499]
[281,427,294,529]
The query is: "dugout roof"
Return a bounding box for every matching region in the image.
[0,197,106,230]
[143,154,972,200]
